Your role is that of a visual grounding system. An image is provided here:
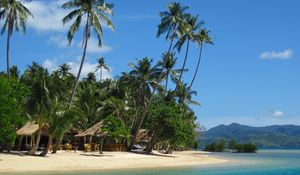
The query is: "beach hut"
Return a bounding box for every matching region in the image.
[75,121,108,152]
[16,122,49,150]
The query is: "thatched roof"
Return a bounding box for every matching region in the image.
[136,129,150,142]
[16,122,48,136]
[75,121,108,137]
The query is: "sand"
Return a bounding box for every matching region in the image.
[0,151,227,173]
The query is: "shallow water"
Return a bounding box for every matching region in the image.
[9,149,300,175]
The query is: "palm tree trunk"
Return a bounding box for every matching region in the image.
[28,127,42,155]
[6,29,11,79]
[178,39,190,82]
[100,68,103,81]
[167,37,174,53]
[165,73,169,91]
[129,34,175,151]
[17,135,23,151]
[189,44,203,89]
[52,135,63,154]
[45,135,53,155]
[145,132,157,153]
[68,14,90,109]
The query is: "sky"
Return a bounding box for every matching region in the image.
[0,0,299,129]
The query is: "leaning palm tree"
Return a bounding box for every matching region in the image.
[175,14,203,82]
[62,0,114,109]
[0,0,33,79]
[126,58,162,150]
[157,2,188,52]
[189,29,213,88]
[95,57,110,81]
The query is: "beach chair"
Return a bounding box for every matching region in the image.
[65,143,73,152]
[94,144,100,152]
[84,144,91,152]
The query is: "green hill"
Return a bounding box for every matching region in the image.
[198,123,300,148]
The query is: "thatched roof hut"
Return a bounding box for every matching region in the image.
[16,122,48,136]
[136,129,150,143]
[75,121,108,137]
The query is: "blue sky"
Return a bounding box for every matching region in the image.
[0,0,299,129]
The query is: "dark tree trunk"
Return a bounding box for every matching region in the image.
[99,136,105,155]
[28,127,42,155]
[17,136,23,151]
[68,13,90,109]
[178,39,190,82]
[167,37,174,53]
[45,135,53,155]
[189,44,203,88]
[6,29,11,79]
[52,135,63,154]
[145,132,157,153]
[165,73,169,91]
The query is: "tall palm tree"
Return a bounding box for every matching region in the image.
[95,57,110,81]
[175,14,203,82]
[189,29,213,88]
[22,63,51,155]
[157,2,188,52]
[0,0,33,79]
[62,0,114,109]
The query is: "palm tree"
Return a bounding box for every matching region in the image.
[126,58,162,150]
[85,72,97,83]
[189,29,213,88]
[175,81,199,107]
[58,63,71,77]
[157,2,188,52]
[175,14,203,82]
[62,0,114,109]
[0,0,33,79]
[22,63,51,155]
[95,57,110,81]
[9,65,20,78]
[157,52,181,91]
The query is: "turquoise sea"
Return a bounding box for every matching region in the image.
[10,149,300,175]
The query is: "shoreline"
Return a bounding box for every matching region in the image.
[0,151,227,174]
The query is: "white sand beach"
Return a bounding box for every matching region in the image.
[0,151,227,173]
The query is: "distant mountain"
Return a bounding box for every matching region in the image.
[198,123,300,148]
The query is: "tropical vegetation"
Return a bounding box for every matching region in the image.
[0,0,213,155]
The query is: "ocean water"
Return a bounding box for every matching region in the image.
[11,149,300,175]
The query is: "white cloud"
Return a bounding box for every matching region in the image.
[259,49,294,60]
[77,37,112,54]
[271,110,285,118]
[48,34,112,53]
[42,58,112,80]
[48,34,70,48]
[25,0,69,32]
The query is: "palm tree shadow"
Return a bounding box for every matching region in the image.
[80,153,113,157]
[130,150,175,158]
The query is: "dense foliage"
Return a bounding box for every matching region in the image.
[0,1,213,155]
[0,76,28,150]
[204,140,226,152]
[204,139,257,153]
